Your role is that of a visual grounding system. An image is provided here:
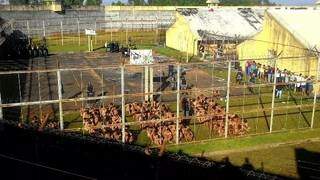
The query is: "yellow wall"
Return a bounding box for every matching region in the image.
[51,2,62,12]
[237,12,318,77]
[105,6,282,12]
[166,13,199,56]
[105,6,205,12]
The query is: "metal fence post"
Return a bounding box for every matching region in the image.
[155,17,158,44]
[101,72,104,105]
[110,18,113,42]
[95,21,97,45]
[18,74,23,121]
[144,66,149,101]
[37,72,42,118]
[60,21,64,46]
[186,36,189,63]
[80,71,84,108]
[270,57,278,133]
[121,65,126,143]
[77,19,80,46]
[126,18,128,45]
[149,67,154,101]
[176,64,181,144]
[57,70,64,130]
[0,92,3,120]
[42,20,46,37]
[224,59,232,138]
[26,20,30,36]
[311,52,320,128]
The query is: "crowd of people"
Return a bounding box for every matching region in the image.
[80,104,134,143]
[126,101,194,146]
[29,111,59,131]
[238,61,314,98]
[190,94,249,136]
[79,92,249,145]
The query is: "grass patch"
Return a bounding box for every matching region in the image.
[167,128,320,154]
[48,44,88,53]
[40,30,166,53]
[152,46,201,63]
[209,141,320,178]
[63,112,82,129]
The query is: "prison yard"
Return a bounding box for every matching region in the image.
[1,1,320,179]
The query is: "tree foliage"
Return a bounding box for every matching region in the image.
[62,0,101,6]
[9,0,29,5]
[111,0,125,5]
[146,0,206,6]
[128,0,146,5]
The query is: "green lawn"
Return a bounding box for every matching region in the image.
[48,44,89,53]
[40,30,167,54]
[45,31,201,63]
[208,140,320,178]
[167,128,320,154]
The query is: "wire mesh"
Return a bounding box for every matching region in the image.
[0,54,319,146]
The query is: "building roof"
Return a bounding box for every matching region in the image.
[268,9,320,50]
[177,8,264,41]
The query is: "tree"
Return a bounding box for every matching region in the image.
[112,0,125,5]
[128,0,145,5]
[9,0,29,4]
[62,0,100,6]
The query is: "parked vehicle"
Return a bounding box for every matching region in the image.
[106,42,120,53]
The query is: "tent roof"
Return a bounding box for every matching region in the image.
[268,9,320,50]
[177,8,264,40]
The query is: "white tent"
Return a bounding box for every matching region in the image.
[268,9,320,49]
[179,8,263,40]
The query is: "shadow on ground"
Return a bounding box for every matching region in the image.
[0,121,299,180]
[296,148,320,180]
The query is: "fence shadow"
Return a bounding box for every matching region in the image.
[0,120,288,180]
[295,148,320,180]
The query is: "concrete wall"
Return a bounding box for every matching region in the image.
[166,12,199,56]
[237,11,318,77]
[0,3,61,11]
[0,7,174,37]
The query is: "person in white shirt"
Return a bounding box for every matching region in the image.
[295,74,301,92]
[300,75,307,95]
[289,72,296,90]
[284,72,289,88]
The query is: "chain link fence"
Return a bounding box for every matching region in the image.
[1,55,319,146]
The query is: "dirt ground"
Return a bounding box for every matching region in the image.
[1,51,225,123]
